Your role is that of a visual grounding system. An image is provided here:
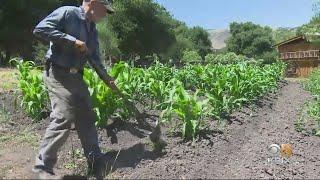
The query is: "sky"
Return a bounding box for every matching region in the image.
[155,0,315,29]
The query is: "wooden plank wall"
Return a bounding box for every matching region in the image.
[288,59,319,78]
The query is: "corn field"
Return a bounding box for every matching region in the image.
[304,69,320,135]
[14,55,286,139]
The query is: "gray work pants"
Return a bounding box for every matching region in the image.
[34,66,103,174]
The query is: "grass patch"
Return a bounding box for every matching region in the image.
[0,68,18,92]
[0,135,12,142]
[63,148,87,177]
[0,165,13,178]
[64,148,84,170]
[295,102,315,135]
[299,70,320,136]
[0,130,40,147]
[15,130,40,147]
[0,104,39,147]
[0,104,11,123]
[285,78,308,82]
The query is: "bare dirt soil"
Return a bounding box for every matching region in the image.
[0,79,319,179]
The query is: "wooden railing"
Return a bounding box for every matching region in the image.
[280,50,320,60]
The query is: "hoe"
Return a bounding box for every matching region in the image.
[86,52,166,149]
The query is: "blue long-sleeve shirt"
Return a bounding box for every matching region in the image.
[33,6,105,71]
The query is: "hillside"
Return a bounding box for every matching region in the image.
[207,27,297,50]
[207,29,230,50]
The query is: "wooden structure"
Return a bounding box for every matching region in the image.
[274,35,320,78]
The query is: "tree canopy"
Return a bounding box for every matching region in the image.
[297,0,320,46]
[0,0,212,66]
[106,0,176,61]
[105,0,212,63]
[226,22,275,60]
[0,0,80,65]
[273,28,297,44]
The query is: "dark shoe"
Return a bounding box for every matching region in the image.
[87,154,113,180]
[87,160,105,180]
[32,167,61,179]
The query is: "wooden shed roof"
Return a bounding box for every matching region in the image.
[273,35,305,47]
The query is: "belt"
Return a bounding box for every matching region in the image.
[46,61,84,76]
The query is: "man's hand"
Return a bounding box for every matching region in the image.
[75,39,88,54]
[106,76,118,91]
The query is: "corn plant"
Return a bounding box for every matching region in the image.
[83,68,132,126]
[160,82,208,140]
[173,88,208,139]
[14,59,49,121]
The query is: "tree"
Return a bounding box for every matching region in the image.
[314,0,320,16]
[204,53,216,63]
[182,50,202,64]
[297,0,320,46]
[273,28,297,44]
[0,0,79,66]
[96,19,121,64]
[107,0,176,62]
[161,21,212,63]
[226,22,275,60]
[0,0,213,66]
[162,22,194,63]
[106,1,212,64]
[185,26,212,58]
